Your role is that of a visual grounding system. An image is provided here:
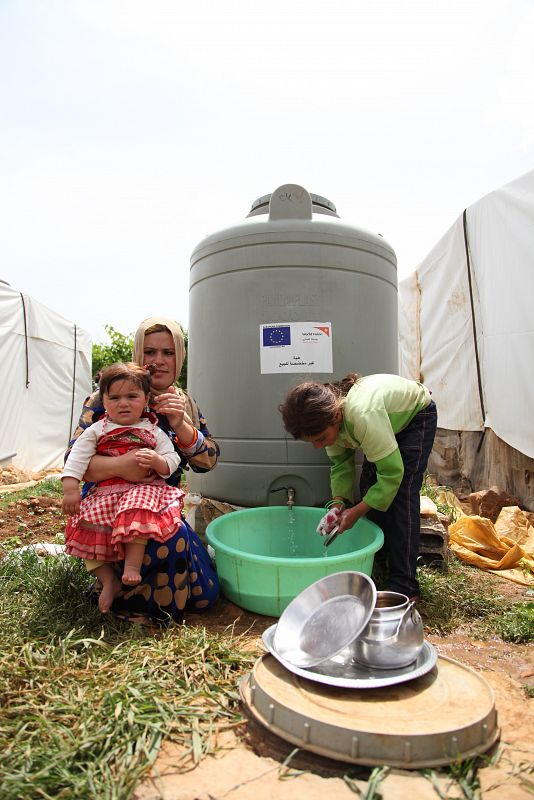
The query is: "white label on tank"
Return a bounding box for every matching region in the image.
[259,322,333,374]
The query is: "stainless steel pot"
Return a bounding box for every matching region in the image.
[352,591,424,669]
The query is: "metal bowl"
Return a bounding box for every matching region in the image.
[272,571,377,668]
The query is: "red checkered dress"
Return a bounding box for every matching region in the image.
[65,425,184,563]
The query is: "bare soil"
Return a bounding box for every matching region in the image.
[1,491,533,799]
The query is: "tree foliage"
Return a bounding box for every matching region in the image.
[91,325,134,382]
[91,324,188,389]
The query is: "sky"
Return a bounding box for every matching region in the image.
[1,0,533,343]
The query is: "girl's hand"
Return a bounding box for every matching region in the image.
[317,506,342,536]
[135,448,167,476]
[62,488,81,515]
[135,448,158,469]
[337,501,370,533]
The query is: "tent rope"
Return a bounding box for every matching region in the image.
[19,292,30,387]
[462,208,486,448]
[68,324,78,447]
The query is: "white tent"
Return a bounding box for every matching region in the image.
[399,169,534,508]
[0,281,92,472]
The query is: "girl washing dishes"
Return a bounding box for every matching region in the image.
[279,373,437,601]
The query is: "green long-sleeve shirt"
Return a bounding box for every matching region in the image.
[325,374,431,511]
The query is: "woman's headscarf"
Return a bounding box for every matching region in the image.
[132,316,186,395]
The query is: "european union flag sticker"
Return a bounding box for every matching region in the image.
[262,325,291,347]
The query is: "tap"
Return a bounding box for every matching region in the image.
[269,486,296,509]
[287,487,295,510]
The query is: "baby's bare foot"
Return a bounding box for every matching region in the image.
[122,568,141,586]
[98,577,123,613]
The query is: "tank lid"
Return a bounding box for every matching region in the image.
[250,192,337,215]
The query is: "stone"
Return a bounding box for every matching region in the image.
[468,486,521,523]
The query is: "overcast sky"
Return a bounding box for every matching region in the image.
[1,0,533,342]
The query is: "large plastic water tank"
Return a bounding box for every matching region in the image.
[187,184,398,507]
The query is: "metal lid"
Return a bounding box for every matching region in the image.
[241,653,499,768]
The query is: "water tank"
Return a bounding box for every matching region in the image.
[187,184,398,507]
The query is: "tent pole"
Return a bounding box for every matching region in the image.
[19,293,30,387]
[68,324,77,446]
[462,209,486,431]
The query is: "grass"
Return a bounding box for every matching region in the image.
[423,756,483,800]
[494,602,534,643]
[0,477,63,509]
[414,546,534,648]
[0,551,258,800]
[417,556,533,643]
[375,549,528,641]
[420,474,459,522]
[417,557,505,635]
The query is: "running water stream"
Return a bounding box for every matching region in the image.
[287,507,297,555]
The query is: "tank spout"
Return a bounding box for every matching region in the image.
[287,487,296,510]
[269,485,296,509]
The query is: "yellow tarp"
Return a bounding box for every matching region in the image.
[447,504,534,587]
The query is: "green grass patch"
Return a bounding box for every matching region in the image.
[0,477,63,508]
[0,552,258,799]
[493,602,534,643]
[417,557,507,635]
[418,556,534,644]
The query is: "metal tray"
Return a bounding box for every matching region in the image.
[262,623,437,689]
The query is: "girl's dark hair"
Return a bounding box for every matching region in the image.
[279,373,360,439]
[99,362,152,400]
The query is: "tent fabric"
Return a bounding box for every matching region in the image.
[399,169,534,460]
[0,281,92,472]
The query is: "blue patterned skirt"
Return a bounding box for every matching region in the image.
[105,519,219,624]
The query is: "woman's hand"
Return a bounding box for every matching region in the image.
[151,387,198,447]
[84,450,156,484]
[151,387,185,423]
[151,387,186,429]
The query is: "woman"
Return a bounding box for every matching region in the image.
[279,373,437,600]
[66,316,220,623]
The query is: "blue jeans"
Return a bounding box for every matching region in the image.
[360,401,437,597]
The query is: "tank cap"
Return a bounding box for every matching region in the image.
[251,189,337,216]
[268,184,312,220]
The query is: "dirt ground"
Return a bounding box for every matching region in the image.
[1,490,533,799]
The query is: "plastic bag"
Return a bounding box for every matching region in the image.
[449,511,534,586]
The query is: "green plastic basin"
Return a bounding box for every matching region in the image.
[206,506,384,617]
